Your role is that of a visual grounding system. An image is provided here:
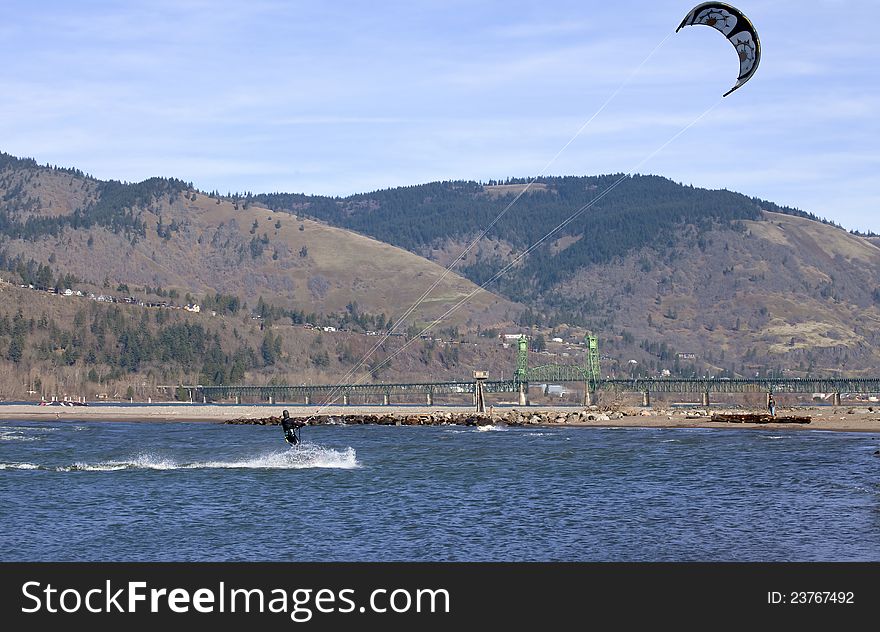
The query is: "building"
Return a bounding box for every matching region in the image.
[540,384,568,397]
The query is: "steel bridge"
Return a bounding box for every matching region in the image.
[601,377,880,395]
[163,376,880,406]
[162,380,521,406]
[161,334,880,406]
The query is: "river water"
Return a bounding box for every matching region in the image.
[1,420,878,561]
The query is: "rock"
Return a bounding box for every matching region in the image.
[596,414,610,421]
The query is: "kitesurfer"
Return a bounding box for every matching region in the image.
[281,409,304,445]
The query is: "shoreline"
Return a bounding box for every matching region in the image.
[1,403,879,433]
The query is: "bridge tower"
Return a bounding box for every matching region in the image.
[583,334,601,405]
[516,335,529,406]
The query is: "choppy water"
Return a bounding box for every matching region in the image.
[1,420,878,561]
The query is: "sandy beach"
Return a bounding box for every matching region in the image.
[2,402,879,432]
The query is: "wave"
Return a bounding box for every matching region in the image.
[476,424,508,432]
[196,445,359,470]
[0,462,40,470]
[0,431,42,442]
[3,445,360,473]
[0,425,60,441]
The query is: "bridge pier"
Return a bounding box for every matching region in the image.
[383,393,390,406]
[343,393,350,406]
[583,390,596,406]
[833,392,842,407]
[268,395,275,405]
[642,391,651,407]
[701,392,710,407]
[304,394,311,406]
[426,392,433,406]
[235,395,241,405]
[518,382,529,406]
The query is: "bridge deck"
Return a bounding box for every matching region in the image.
[162,377,880,401]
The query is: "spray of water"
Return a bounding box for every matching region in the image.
[0,445,360,472]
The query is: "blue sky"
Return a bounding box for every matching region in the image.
[1,1,877,231]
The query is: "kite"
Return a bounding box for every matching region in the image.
[677,2,760,97]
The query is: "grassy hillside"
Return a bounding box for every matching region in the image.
[0,155,515,329]
[558,212,880,378]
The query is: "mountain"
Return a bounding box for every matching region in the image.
[2,150,880,391]
[0,153,514,329]
[254,175,880,376]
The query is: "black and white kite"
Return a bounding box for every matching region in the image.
[677,2,760,97]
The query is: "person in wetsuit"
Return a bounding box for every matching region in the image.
[280,409,302,445]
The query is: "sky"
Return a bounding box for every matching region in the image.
[1,0,878,231]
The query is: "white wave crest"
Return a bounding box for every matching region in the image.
[52,445,359,472]
[0,431,42,442]
[195,445,359,470]
[476,424,508,432]
[58,454,179,472]
[0,462,40,470]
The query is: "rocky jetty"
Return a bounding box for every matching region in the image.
[224,407,627,427]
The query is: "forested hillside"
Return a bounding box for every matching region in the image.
[254,175,836,298]
[3,150,880,384]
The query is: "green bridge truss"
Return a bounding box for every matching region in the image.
[165,335,880,402]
